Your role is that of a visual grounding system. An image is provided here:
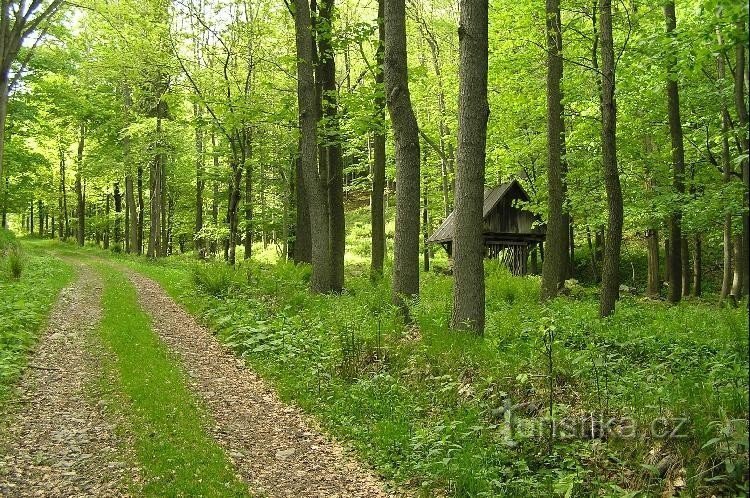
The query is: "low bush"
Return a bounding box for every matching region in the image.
[191,262,234,297]
[7,245,23,279]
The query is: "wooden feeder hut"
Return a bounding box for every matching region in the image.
[426,180,545,275]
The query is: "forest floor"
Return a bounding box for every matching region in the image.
[0,252,394,497]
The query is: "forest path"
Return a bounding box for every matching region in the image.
[123,268,392,498]
[0,261,140,497]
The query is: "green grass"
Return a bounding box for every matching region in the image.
[111,252,748,497]
[93,263,249,497]
[0,235,73,400]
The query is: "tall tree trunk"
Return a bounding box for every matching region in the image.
[664,0,684,303]
[58,149,66,240]
[0,76,8,206]
[646,229,660,298]
[385,0,421,307]
[126,175,137,253]
[541,0,567,300]
[160,156,168,257]
[114,182,122,246]
[664,236,670,282]
[211,131,220,256]
[371,0,386,279]
[244,130,253,260]
[733,20,749,296]
[720,44,734,301]
[137,164,144,255]
[692,234,701,297]
[422,148,430,273]
[29,199,34,235]
[681,236,690,296]
[148,100,165,258]
[75,124,85,247]
[598,0,623,318]
[451,0,488,333]
[195,103,205,258]
[294,0,331,292]
[294,149,312,263]
[318,0,345,292]
[104,193,110,249]
[37,200,43,237]
[732,233,744,296]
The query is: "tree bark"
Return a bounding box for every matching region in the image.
[244,130,253,260]
[680,237,690,296]
[371,0,386,279]
[195,103,205,258]
[294,149,312,263]
[125,175,134,252]
[692,234,701,297]
[732,233,744,296]
[720,44,734,301]
[137,164,144,255]
[541,0,567,300]
[385,0,421,307]
[211,131,220,256]
[664,0,684,303]
[148,99,166,258]
[104,193,110,249]
[451,0,488,333]
[733,20,749,296]
[294,0,332,292]
[113,182,122,245]
[318,0,345,292]
[598,0,623,318]
[75,124,85,247]
[646,229,660,298]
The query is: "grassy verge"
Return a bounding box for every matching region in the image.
[93,263,249,497]
[0,233,73,400]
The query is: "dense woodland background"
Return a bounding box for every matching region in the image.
[0,0,748,495]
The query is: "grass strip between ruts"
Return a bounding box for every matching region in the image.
[94,262,249,497]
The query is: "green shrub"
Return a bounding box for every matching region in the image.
[191,262,234,297]
[7,246,23,280]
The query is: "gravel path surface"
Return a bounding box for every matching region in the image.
[126,269,394,498]
[0,263,139,497]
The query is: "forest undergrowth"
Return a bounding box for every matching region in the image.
[99,240,750,497]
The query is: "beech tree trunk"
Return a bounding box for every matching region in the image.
[126,175,137,253]
[692,234,701,297]
[371,0,386,278]
[720,45,734,301]
[294,0,332,292]
[385,0,421,307]
[113,182,122,245]
[681,237,690,297]
[541,0,567,300]
[664,0,684,303]
[294,150,312,263]
[137,165,144,255]
[75,124,85,247]
[732,233,744,296]
[318,0,345,292]
[195,103,205,258]
[244,130,253,260]
[451,0,488,333]
[646,229,660,298]
[734,21,749,296]
[598,0,623,318]
[103,193,110,249]
[211,131,220,256]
